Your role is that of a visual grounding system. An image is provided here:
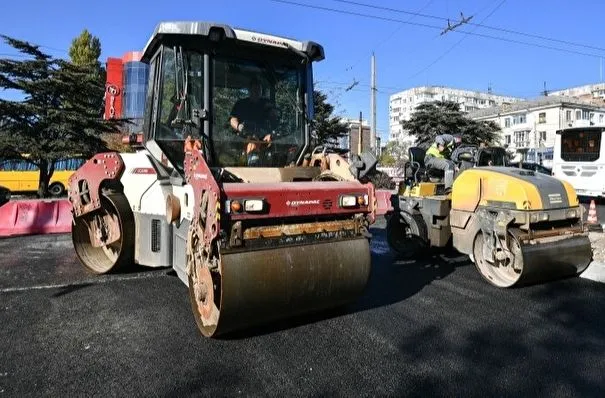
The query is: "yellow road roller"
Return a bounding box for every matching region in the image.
[386,145,592,287]
[68,21,377,337]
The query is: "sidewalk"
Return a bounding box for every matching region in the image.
[581,231,605,283]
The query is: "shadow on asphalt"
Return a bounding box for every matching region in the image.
[387,277,605,397]
[219,225,469,340]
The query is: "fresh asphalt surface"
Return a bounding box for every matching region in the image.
[2,219,605,397]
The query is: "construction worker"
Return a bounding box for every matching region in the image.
[230,76,278,166]
[425,134,458,190]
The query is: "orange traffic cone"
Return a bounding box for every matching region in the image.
[588,200,598,224]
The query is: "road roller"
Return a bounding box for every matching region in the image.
[386,145,592,287]
[68,21,378,337]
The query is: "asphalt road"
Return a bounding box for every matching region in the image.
[2,222,605,397]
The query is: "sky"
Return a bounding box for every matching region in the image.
[1,0,605,141]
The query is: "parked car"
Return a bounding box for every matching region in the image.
[0,186,10,207]
[508,162,552,175]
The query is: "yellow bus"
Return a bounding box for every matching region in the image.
[0,157,86,197]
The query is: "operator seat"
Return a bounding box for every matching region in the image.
[405,146,444,184]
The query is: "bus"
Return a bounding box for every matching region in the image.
[0,157,86,197]
[552,126,605,198]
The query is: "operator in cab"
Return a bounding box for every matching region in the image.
[229,76,278,166]
[425,134,460,191]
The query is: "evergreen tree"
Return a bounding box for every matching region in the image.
[401,100,500,149]
[311,90,349,149]
[0,35,121,197]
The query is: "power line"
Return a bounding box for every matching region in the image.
[328,0,605,53]
[268,0,605,60]
[408,0,508,80]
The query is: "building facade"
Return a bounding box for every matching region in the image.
[389,86,523,143]
[548,83,605,105]
[104,51,149,133]
[469,96,605,167]
[338,118,374,156]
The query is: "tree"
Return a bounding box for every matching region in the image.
[401,100,501,149]
[69,29,105,118]
[311,90,349,149]
[0,35,122,197]
[379,139,409,171]
[69,29,102,70]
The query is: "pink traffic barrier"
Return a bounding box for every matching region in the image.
[375,190,395,216]
[0,199,72,238]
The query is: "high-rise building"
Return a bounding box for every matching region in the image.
[104,51,149,133]
[389,86,523,143]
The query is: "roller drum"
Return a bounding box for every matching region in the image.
[514,234,592,286]
[473,232,592,288]
[190,237,372,337]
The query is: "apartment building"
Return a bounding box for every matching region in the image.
[389,86,523,143]
[469,96,605,167]
[548,82,605,105]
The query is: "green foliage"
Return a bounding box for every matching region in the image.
[401,100,501,149]
[379,139,409,170]
[0,35,122,197]
[69,29,101,69]
[311,90,348,148]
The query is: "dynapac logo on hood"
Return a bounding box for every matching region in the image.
[250,35,287,47]
[286,199,320,207]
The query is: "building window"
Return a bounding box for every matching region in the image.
[512,114,526,125]
[566,110,572,121]
[505,135,511,145]
[576,110,581,120]
[514,130,529,147]
[582,110,590,120]
[538,112,546,124]
[504,118,511,128]
[539,131,547,142]
[590,113,595,121]
[600,114,604,124]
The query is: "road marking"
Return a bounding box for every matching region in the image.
[0,271,171,294]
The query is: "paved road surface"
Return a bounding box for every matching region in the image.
[2,223,605,397]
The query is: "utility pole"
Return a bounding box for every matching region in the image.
[370,53,377,153]
[358,111,363,155]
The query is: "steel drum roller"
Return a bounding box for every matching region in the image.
[473,231,592,288]
[189,237,372,337]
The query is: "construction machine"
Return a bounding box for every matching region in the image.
[68,22,378,337]
[386,144,592,287]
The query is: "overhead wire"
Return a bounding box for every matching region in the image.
[328,0,605,53]
[268,0,605,59]
[407,0,508,80]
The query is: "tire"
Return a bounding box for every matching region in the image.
[386,210,428,260]
[48,182,65,197]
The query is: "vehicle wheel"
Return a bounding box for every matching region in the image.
[48,182,65,197]
[386,211,428,259]
[72,193,134,274]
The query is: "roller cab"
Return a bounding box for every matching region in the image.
[68,21,377,337]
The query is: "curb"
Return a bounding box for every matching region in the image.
[581,261,605,283]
